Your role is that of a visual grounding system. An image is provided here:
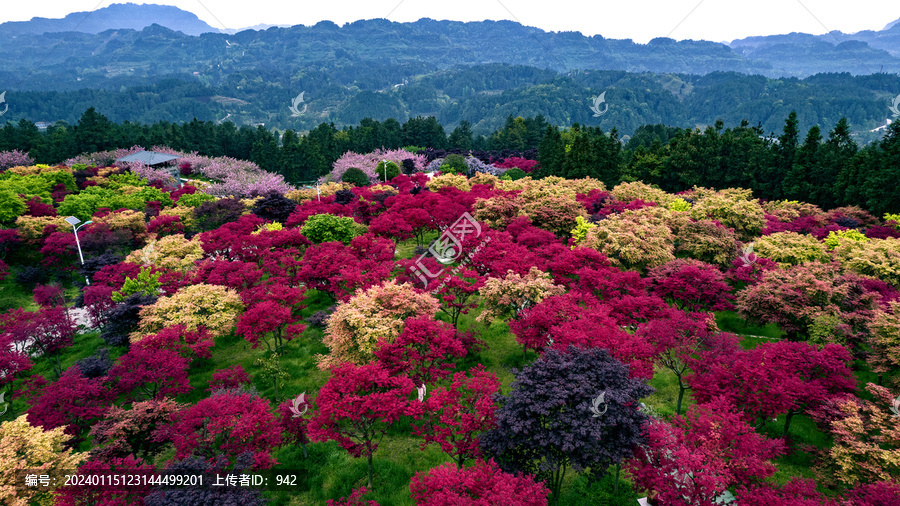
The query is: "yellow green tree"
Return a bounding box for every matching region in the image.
[0,415,87,506]
[477,267,565,323]
[318,280,440,369]
[134,283,243,341]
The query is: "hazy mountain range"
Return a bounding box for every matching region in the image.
[1,4,898,139]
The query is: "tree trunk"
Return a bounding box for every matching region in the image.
[367,453,374,490]
[613,463,620,495]
[782,411,795,438]
[676,383,686,415]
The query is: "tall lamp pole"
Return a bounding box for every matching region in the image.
[65,216,92,286]
[382,159,388,183]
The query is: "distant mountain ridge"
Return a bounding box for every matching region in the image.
[1,3,899,81]
[0,3,220,36]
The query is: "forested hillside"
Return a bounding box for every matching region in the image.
[2,67,899,140]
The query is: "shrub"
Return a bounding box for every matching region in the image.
[0,415,87,506]
[134,283,243,341]
[15,265,49,288]
[832,237,900,287]
[0,189,26,223]
[146,214,185,237]
[647,259,734,311]
[125,235,203,272]
[307,306,336,328]
[480,346,653,500]
[334,189,357,205]
[342,167,371,187]
[163,390,281,468]
[301,213,361,245]
[410,459,550,506]
[503,168,527,180]
[252,191,297,223]
[825,229,869,250]
[582,209,675,270]
[208,364,252,391]
[194,197,246,232]
[318,280,440,368]
[753,231,830,267]
[611,181,677,206]
[375,160,401,182]
[427,173,471,192]
[439,154,468,175]
[175,191,215,208]
[690,190,765,241]
[74,348,113,378]
[99,294,157,347]
[477,267,565,323]
[676,219,738,267]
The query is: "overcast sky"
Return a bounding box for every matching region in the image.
[3,0,900,43]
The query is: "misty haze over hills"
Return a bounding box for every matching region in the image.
[0,3,898,139]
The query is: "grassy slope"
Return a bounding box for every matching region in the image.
[6,237,882,504]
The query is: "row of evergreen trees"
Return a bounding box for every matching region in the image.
[1,108,898,214]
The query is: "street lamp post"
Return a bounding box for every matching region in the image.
[382,159,388,183]
[65,216,92,286]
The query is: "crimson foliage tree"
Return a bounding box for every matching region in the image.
[7,306,76,377]
[308,362,417,489]
[208,364,252,392]
[327,487,380,506]
[374,317,466,387]
[428,267,485,328]
[480,346,653,501]
[627,399,785,506]
[412,365,500,468]
[25,366,111,442]
[236,282,307,352]
[135,324,214,360]
[278,396,311,458]
[509,293,656,380]
[733,478,831,506]
[54,455,156,506]
[688,341,857,436]
[0,311,32,390]
[647,259,735,311]
[192,259,263,291]
[107,346,192,402]
[90,398,184,462]
[163,390,282,469]
[296,235,394,302]
[636,309,723,414]
[409,459,550,506]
